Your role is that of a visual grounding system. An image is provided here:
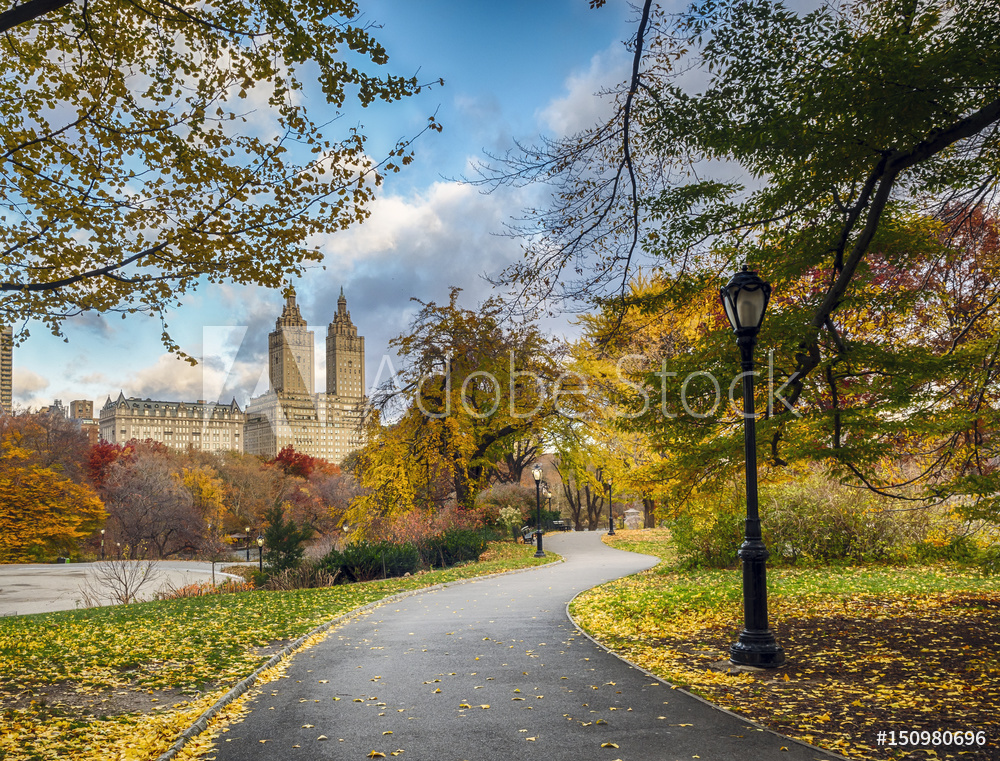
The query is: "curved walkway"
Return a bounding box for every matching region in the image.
[213,532,833,761]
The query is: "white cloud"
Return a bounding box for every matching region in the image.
[538,46,630,137]
[13,368,49,407]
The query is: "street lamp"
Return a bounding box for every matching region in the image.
[245,526,251,561]
[257,535,265,572]
[719,265,785,668]
[531,464,545,558]
[100,529,105,561]
[595,468,615,535]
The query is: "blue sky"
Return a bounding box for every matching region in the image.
[14,0,643,412]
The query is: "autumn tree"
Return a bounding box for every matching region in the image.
[0,437,105,561]
[101,446,200,558]
[482,0,1000,517]
[1,411,91,482]
[213,451,284,532]
[353,289,579,531]
[0,0,438,347]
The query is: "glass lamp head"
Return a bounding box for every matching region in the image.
[720,265,772,335]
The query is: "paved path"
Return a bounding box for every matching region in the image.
[214,533,834,761]
[0,561,242,616]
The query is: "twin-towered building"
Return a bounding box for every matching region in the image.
[98,289,366,464]
[243,288,365,461]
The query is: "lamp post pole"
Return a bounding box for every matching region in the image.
[531,464,545,558]
[607,475,615,536]
[720,265,785,669]
[257,535,264,573]
[245,526,251,561]
[100,529,105,561]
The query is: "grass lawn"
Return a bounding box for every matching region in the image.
[571,529,1000,760]
[0,541,555,761]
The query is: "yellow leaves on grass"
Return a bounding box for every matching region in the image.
[584,533,1000,761]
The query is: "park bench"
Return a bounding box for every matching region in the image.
[520,525,536,544]
[551,520,571,531]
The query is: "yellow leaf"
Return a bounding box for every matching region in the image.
[368,753,386,759]
[384,731,393,735]
[601,742,619,748]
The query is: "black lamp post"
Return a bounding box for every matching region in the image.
[719,265,785,668]
[257,535,264,572]
[531,464,545,558]
[100,529,105,561]
[595,468,615,535]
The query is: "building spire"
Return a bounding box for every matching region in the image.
[276,287,306,328]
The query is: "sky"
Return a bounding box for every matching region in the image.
[13,0,646,413]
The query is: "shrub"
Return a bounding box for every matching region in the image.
[761,474,929,563]
[155,578,253,600]
[667,496,745,569]
[666,470,942,568]
[322,540,421,582]
[261,564,340,591]
[417,528,490,568]
[475,483,535,527]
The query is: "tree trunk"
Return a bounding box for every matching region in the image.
[643,496,656,528]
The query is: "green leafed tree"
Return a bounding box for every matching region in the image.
[262,502,314,571]
[483,0,1000,518]
[0,0,437,348]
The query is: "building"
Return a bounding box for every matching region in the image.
[69,399,100,445]
[99,393,245,452]
[244,288,365,463]
[0,325,11,414]
[69,400,94,420]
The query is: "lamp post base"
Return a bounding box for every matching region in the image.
[729,630,785,668]
[534,530,545,558]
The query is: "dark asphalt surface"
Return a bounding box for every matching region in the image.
[212,532,836,761]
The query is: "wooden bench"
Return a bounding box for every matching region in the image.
[520,525,536,544]
[551,520,571,531]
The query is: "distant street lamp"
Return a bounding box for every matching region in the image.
[116,542,121,559]
[719,265,785,668]
[531,464,545,558]
[100,529,105,561]
[257,535,265,573]
[245,525,251,561]
[595,468,615,536]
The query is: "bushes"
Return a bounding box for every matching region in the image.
[418,528,490,568]
[261,565,340,590]
[322,541,421,582]
[320,528,492,581]
[668,471,955,568]
[668,497,745,569]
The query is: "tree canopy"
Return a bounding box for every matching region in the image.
[0,0,437,349]
[482,0,1000,518]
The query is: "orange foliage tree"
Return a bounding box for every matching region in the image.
[0,439,105,562]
